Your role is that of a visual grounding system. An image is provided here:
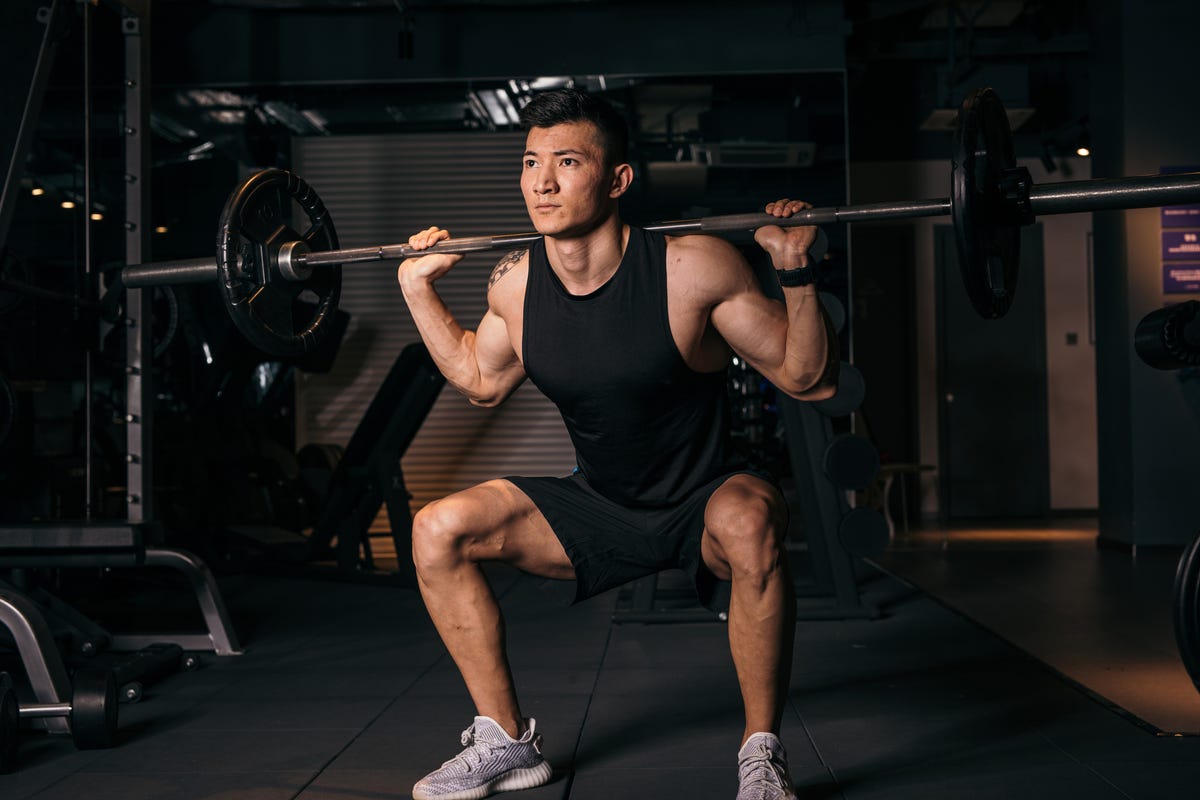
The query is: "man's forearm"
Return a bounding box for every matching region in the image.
[779,284,838,397]
[401,278,486,400]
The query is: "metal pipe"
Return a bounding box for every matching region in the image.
[19,703,71,718]
[83,0,94,521]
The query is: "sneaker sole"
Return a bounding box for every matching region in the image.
[412,761,554,800]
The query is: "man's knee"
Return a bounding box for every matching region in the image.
[411,496,473,574]
[706,482,788,578]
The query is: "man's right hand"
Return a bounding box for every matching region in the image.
[397,226,465,290]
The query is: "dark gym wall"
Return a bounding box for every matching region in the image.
[1091,0,1200,547]
[151,1,848,87]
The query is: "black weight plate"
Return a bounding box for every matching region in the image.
[1135,300,1200,370]
[1173,530,1200,691]
[818,291,846,335]
[216,169,341,358]
[838,507,890,558]
[952,87,1021,319]
[823,433,880,491]
[0,680,18,774]
[70,669,118,750]
[811,362,865,418]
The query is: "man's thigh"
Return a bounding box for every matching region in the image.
[424,478,576,580]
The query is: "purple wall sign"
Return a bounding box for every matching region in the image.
[1164,264,1200,294]
[1162,167,1200,293]
[1161,165,1200,228]
[1163,231,1200,260]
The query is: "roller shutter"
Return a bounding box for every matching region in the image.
[293,132,575,541]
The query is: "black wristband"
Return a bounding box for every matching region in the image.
[776,265,816,287]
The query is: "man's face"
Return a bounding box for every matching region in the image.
[521,121,617,238]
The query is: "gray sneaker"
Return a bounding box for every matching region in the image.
[736,732,798,800]
[412,716,554,800]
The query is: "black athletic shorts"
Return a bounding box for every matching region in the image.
[505,467,779,611]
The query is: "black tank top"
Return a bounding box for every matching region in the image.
[522,227,729,507]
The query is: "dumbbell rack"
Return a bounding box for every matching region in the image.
[0,524,243,752]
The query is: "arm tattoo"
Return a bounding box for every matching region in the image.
[488,249,526,290]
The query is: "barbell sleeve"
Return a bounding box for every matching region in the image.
[1027,171,1200,215]
[123,257,218,288]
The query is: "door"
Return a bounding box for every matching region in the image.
[936,224,1049,519]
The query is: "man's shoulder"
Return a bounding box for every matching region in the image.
[664,232,752,298]
[486,248,530,313]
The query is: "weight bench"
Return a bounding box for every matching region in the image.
[0,522,243,730]
[304,342,446,577]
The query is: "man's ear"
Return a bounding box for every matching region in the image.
[609,163,635,199]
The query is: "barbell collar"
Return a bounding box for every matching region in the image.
[277,240,313,282]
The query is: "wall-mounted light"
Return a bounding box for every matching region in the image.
[1073,116,1090,157]
[1075,133,1091,157]
[154,225,168,234]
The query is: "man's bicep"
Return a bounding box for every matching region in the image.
[710,287,789,367]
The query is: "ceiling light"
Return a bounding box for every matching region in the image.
[187,141,216,161]
[61,200,75,209]
[495,88,521,125]
[155,225,168,234]
[261,100,329,135]
[478,91,510,127]
[31,186,45,196]
[467,90,511,128]
[90,212,103,221]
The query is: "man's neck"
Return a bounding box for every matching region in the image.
[544,216,629,295]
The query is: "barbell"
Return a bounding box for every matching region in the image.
[120,87,1200,358]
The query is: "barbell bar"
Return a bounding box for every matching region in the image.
[115,87,1200,358]
[123,172,1200,282]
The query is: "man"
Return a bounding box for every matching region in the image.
[397,88,837,800]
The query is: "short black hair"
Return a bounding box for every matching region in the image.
[518,88,629,166]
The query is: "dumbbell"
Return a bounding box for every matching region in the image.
[110,642,193,705]
[11,668,118,753]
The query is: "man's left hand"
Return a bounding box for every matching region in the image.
[754,198,819,270]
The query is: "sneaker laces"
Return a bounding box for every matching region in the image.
[738,740,791,797]
[440,723,503,773]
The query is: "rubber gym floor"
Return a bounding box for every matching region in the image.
[2,521,1199,799]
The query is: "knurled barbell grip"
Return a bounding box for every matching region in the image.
[300,232,545,267]
[299,202,954,268]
